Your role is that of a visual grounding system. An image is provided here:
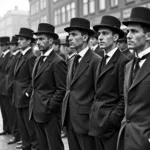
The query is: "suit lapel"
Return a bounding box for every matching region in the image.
[99,49,121,78]
[32,56,40,80]
[14,49,31,75]
[67,58,74,87]
[71,48,91,85]
[124,60,134,92]
[34,50,55,80]
[130,54,150,90]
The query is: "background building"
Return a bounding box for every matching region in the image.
[0,6,29,37]
[29,0,150,38]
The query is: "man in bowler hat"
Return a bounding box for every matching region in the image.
[29,23,67,150]
[117,7,150,150]
[89,15,129,150]
[0,36,12,135]
[13,28,38,150]
[62,17,101,150]
[6,36,21,144]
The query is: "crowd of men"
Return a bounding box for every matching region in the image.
[0,6,150,150]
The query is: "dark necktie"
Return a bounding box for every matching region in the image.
[36,56,45,74]
[132,53,150,80]
[101,55,108,71]
[72,54,81,77]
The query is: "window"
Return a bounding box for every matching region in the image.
[67,4,71,22]
[61,6,66,23]
[99,0,105,10]
[41,15,47,23]
[71,2,76,18]
[110,0,118,7]
[54,9,61,25]
[89,0,95,14]
[126,0,134,3]
[35,1,39,13]
[40,0,46,9]
[83,0,88,16]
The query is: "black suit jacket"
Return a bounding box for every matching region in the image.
[89,49,129,138]
[117,55,150,150]
[5,52,21,98]
[0,51,11,96]
[13,48,36,108]
[29,50,67,123]
[94,45,104,57]
[62,48,101,134]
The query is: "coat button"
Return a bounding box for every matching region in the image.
[97,84,100,88]
[127,119,130,123]
[128,102,132,106]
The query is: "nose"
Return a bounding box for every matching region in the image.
[68,35,72,41]
[98,33,103,41]
[127,31,131,39]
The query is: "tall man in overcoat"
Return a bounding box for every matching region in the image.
[89,15,129,150]
[29,23,67,150]
[62,17,101,150]
[117,7,150,150]
[13,28,38,150]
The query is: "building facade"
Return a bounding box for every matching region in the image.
[0,6,29,37]
[29,0,150,37]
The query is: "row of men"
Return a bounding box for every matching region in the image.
[0,6,149,150]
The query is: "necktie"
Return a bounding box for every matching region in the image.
[36,56,45,73]
[132,53,150,80]
[101,55,108,71]
[72,54,80,77]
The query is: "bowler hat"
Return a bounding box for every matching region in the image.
[60,36,69,46]
[0,36,10,45]
[123,7,150,27]
[90,32,99,39]
[64,17,94,36]
[9,36,18,45]
[53,39,60,45]
[16,28,34,40]
[118,32,127,42]
[93,15,124,38]
[33,23,58,40]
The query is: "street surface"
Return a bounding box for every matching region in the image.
[0,109,69,150]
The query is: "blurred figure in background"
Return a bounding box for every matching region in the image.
[118,32,134,60]
[89,32,104,57]
[53,38,67,60]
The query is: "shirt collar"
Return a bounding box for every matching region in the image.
[137,47,150,58]
[105,47,118,58]
[42,48,53,57]
[2,49,10,57]
[92,44,98,51]
[21,47,31,55]
[12,50,20,55]
[78,46,89,58]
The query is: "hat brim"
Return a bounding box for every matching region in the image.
[64,27,94,36]
[33,31,58,40]
[93,24,124,38]
[9,42,18,45]
[15,34,35,41]
[122,19,150,27]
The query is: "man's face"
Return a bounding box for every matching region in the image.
[1,44,9,52]
[127,24,146,52]
[18,37,30,50]
[118,40,127,51]
[53,43,60,52]
[10,44,18,52]
[68,30,85,50]
[98,28,116,52]
[89,37,98,47]
[36,34,51,53]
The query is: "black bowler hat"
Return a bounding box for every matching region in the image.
[0,36,10,45]
[64,17,94,36]
[123,7,150,27]
[34,23,58,40]
[90,32,99,39]
[9,36,18,45]
[60,36,69,46]
[16,28,34,40]
[93,15,124,38]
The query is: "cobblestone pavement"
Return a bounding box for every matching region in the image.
[0,109,69,150]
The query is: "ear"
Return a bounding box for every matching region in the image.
[83,34,89,42]
[27,39,32,45]
[113,34,119,42]
[49,38,54,45]
[145,32,150,41]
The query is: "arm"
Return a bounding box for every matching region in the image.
[50,60,67,112]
